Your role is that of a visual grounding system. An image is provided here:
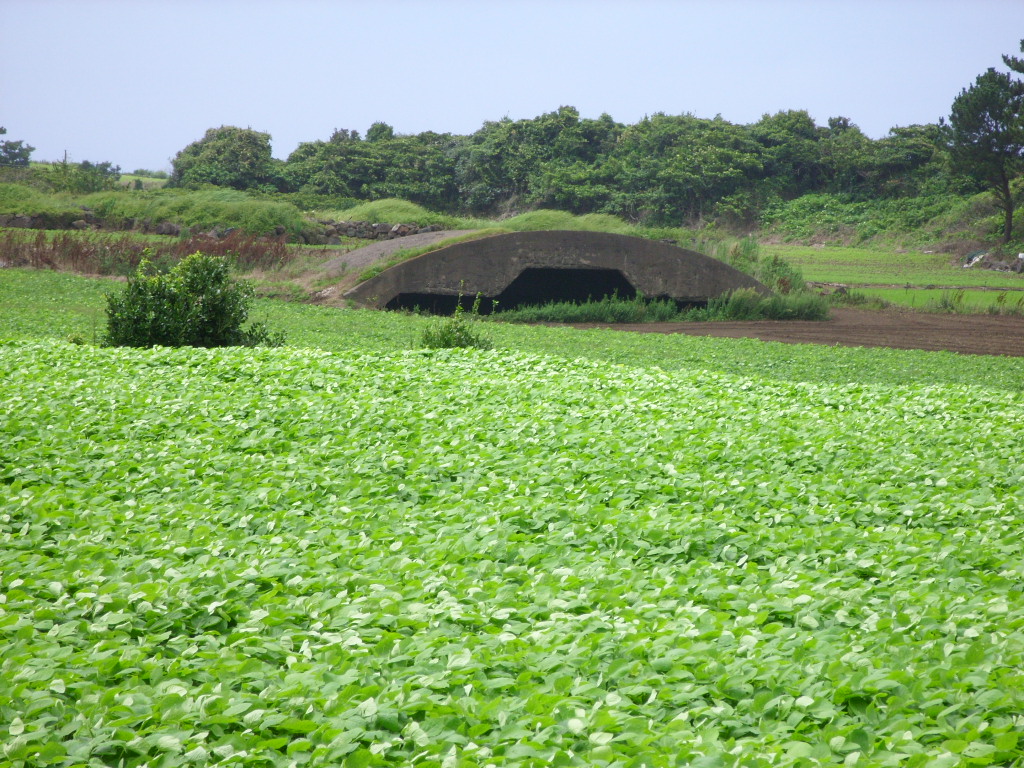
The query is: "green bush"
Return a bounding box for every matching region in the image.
[420,294,492,350]
[104,253,284,348]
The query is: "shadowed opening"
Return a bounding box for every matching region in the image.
[496,267,637,310]
[383,268,639,315]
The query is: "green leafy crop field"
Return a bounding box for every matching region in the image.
[2,341,1023,767]
[2,270,1024,766]
[4,269,1024,391]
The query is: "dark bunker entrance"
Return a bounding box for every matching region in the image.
[384,268,639,314]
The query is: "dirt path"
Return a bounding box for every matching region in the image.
[568,308,1024,357]
[319,230,480,276]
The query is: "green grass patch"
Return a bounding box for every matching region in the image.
[857,287,1024,313]
[316,198,482,229]
[496,209,699,244]
[699,288,829,320]
[2,184,316,240]
[81,188,314,239]
[0,182,85,227]
[496,293,687,323]
[763,244,1024,288]
[118,173,169,190]
[761,192,985,246]
[494,290,828,324]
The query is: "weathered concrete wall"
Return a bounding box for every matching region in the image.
[344,230,768,308]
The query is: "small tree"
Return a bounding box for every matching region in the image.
[0,126,34,167]
[104,253,283,348]
[948,66,1024,243]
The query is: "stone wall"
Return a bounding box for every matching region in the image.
[316,220,445,245]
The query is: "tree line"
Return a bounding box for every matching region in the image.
[167,41,1024,238]
[3,41,1022,240]
[167,109,965,227]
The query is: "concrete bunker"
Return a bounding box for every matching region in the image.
[348,230,768,313]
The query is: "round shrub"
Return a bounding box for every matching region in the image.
[104,252,283,348]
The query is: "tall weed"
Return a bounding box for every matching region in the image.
[420,293,493,349]
[495,289,829,323]
[987,291,1024,317]
[0,229,289,275]
[496,293,683,323]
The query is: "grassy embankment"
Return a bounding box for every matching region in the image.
[4,186,1024,314]
[762,192,1024,312]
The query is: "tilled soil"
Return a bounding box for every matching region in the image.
[568,308,1024,357]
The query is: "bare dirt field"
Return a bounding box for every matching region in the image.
[572,308,1024,357]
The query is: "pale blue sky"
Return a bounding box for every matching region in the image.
[2,0,1022,172]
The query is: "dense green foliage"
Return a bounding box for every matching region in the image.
[1,337,1023,766]
[761,193,984,245]
[35,157,122,194]
[157,42,1024,242]
[169,126,280,192]
[104,253,283,348]
[159,104,977,233]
